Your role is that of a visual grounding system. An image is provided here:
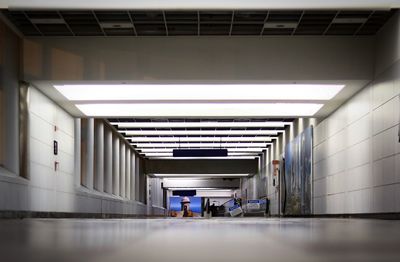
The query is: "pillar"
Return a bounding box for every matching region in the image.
[81,118,94,189]
[130,153,136,201]
[104,126,113,194]
[74,118,81,187]
[126,148,131,199]
[120,142,126,197]
[135,156,140,201]
[112,134,120,196]
[94,120,104,192]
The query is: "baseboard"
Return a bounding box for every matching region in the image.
[0,211,166,219]
[269,213,400,220]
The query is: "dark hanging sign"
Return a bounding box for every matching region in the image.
[172,190,197,196]
[173,149,228,157]
[53,140,58,155]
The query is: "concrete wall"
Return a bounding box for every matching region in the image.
[147,177,164,209]
[313,64,400,215]
[0,18,166,216]
[0,86,165,216]
[0,18,19,174]
[313,12,400,215]
[22,36,374,82]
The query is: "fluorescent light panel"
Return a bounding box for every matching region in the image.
[123,130,279,136]
[139,148,265,153]
[153,173,250,177]
[129,137,273,142]
[54,84,344,101]
[143,152,258,157]
[77,103,323,117]
[148,156,258,160]
[111,121,288,128]
[133,142,270,148]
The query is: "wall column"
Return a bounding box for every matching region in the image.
[81,118,94,189]
[135,157,140,201]
[94,120,104,192]
[104,126,113,194]
[126,148,131,199]
[112,134,120,196]
[130,153,136,200]
[120,142,126,197]
[74,118,81,187]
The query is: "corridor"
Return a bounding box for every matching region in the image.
[1,218,400,262]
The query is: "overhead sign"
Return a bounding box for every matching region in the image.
[173,149,228,157]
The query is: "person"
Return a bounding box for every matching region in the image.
[180,196,194,217]
[210,203,217,217]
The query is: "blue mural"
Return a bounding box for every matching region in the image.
[284,126,313,215]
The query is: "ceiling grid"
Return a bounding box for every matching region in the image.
[2,9,395,36]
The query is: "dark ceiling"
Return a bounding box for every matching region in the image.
[1,9,396,36]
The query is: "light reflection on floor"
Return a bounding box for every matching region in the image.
[1,218,400,262]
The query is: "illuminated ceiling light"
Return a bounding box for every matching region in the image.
[123,130,279,136]
[138,148,264,153]
[54,84,344,101]
[76,103,323,117]
[141,152,259,157]
[132,142,270,148]
[110,121,288,128]
[129,137,273,142]
[147,156,258,160]
[152,173,250,177]
[144,153,173,157]
[228,152,259,156]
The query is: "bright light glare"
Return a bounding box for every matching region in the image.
[139,148,264,153]
[132,142,270,148]
[153,173,250,177]
[77,103,323,117]
[129,137,273,142]
[148,156,258,160]
[54,84,344,101]
[110,121,288,128]
[123,130,279,136]
[143,152,258,157]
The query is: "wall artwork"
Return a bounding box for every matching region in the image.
[284,126,313,215]
[169,196,202,217]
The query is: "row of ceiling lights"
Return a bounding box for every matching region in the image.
[54,84,344,117]
[54,83,342,159]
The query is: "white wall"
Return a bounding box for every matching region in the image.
[0,20,19,174]
[313,66,400,214]
[0,87,165,216]
[23,36,374,82]
[313,13,400,214]
[147,176,164,209]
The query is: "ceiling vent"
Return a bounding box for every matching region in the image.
[100,22,134,29]
[264,22,298,29]
[332,17,368,24]
[30,18,65,24]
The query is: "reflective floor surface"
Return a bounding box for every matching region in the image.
[1,217,400,262]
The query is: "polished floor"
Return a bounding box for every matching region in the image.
[1,218,400,262]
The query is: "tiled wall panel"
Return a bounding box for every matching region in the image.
[313,61,400,214]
